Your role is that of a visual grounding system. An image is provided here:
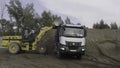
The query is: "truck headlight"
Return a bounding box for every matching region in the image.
[60,48,65,50]
[82,49,85,51]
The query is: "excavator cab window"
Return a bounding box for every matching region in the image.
[24,30,29,39]
[22,29,29,42]
[22,29,35,42]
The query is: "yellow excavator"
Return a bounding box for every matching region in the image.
[1,26,53,54]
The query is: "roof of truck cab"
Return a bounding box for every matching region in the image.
[63,24,85,28]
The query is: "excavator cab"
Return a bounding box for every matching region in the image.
[22,29,35,43]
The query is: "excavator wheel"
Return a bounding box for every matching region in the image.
[8,43,20,54]
[36,45,47,54]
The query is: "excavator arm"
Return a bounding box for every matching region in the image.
[32,26,53,50]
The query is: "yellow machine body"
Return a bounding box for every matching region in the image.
[1,26,52,51]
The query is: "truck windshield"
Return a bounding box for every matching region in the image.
[63,27,84,37]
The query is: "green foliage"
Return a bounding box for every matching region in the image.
[41,11,64,26]
[22,3,38,29]
[6,0,23,27]
[0,19,14,36]
[110,22,118,29]
[93,20,118,30]
[41,11,53,26]
[93,23,99,29]
[6,0,41,35]
[6,0,24,34]
[93,20,110,29]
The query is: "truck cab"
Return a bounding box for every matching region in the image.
[55,24,87,58]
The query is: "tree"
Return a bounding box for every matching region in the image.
[41,11,53,26]
[93,22,99,29]
[6,0,41,35]
[93,19,110,29]
[65,17,71,24]
[110,22,118,29]
[34,13,41,29]
[0,19,14,35]
[6,0,24,34]
[99,20,105,29]
[22,3,35,28]
[0,19,7,35]
[0,0,6,33]
[104,23,110,29]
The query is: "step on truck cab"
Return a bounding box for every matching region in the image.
[54,24,87,58]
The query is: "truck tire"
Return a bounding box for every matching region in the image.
[37,45,47,54]
[8,43,20,54]
[76,54,82,59]
[82,52,85,55]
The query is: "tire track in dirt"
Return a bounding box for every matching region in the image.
[84,40,120,68]
[71,55,120,68]
[96,41,120,63]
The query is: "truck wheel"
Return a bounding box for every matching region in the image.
[37,45,47,54]
[8,43,20,54]
[82,52,85,55]
[76,54,82,59]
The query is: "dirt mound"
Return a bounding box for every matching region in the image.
[87,29,120,41]
[85,29,120,65]
[97,41,120,62]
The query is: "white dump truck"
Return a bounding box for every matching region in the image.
[54,24,87,58]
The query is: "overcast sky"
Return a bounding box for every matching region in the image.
[38,0,120,28]
[0,0,120,28]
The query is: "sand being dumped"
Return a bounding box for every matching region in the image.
[37,29,56,54]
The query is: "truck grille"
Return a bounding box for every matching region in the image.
[66,41,81,50]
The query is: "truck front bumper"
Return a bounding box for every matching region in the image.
[58,44,85,55]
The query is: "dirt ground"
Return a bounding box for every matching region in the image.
[0,29,120,68]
